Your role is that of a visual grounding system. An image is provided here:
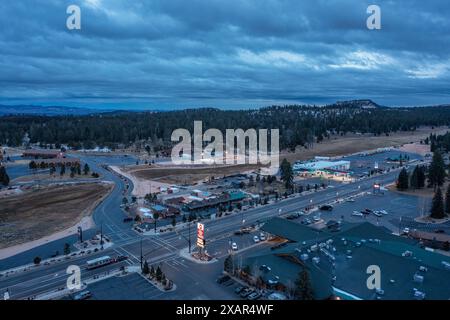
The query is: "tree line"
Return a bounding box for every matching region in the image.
[2,102,450,151]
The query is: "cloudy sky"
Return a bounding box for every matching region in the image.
[0,0,449,110]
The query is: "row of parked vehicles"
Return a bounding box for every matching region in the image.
[235,286,261,300]
[216,275,262,300]
[352,208,388,218]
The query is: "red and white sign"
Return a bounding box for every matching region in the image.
[197,223,205,248]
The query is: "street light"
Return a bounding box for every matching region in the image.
[175,221,192,253]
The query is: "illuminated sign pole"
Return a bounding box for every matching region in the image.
[197,223,206,252]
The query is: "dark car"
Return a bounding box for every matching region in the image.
[217,275,231,284]
[123,217,133,223]
[235,286,246,294]
[240,289,253,298]
[319,205,333,211]
[435,229,446,234]
[115,255,128,262]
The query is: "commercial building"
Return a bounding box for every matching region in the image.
[293,160,350,172]
[250,217,450,300]
[22,149,65,159]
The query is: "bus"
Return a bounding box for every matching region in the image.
[86,255,114,270]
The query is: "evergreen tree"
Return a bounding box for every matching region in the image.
[224,255,234,273]
[0,166,10,186]
[430,188,445,219]
[445,185,450,215]
[396,168,409,190]
[150,265,155,277]
[63,243,71,255]
[428,152,446,189]
[29,161,37,170]
[280,158,294,190]
[156,266,162,281]
[294,270,314,300]
[417,166,426,189]
[142,260,150,275]
[60,164,66,176]
[410,166,419,189]
[83,163,90,175]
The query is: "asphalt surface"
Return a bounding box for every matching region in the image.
[1,149,430,300]
[0,164,405,299]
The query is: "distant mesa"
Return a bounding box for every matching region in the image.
[333,99,384,109]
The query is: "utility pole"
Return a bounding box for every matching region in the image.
[188,221,192,253]
[140,239,143,270]
[100,223,104,249]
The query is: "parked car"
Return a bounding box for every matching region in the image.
[373,211,383,217]
[253,236,260,243]
[123,217,133,223]
[313,215,321,222]
[352,211,364,217]
[319,205,334,211]
[247,292,261,300]
[259,233,266,241]
[235,286,246,294]
[231,242,238,251]
[73,291,92,300]
[216,275,231,284]
[240,289,253,298]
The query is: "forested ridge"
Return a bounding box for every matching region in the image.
[1,100,450,150]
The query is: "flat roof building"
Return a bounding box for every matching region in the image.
[258,218,450,300]
[293,160,351,172]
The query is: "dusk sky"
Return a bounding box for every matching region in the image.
[1,0,450,110]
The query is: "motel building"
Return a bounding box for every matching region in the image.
[293,159,352,181]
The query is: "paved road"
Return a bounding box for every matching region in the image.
[0,167,403,299]
[0,154,138,269]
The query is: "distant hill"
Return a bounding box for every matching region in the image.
[332,99,385,109]
[0,105,112,116]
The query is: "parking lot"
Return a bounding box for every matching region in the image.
[83,273,172,300]
[285,188,442,234]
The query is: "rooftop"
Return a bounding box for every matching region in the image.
[260,218,450,300]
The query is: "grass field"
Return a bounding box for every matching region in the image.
[0,183,113,249]
[127,164,260,185]
[281,127,448,163]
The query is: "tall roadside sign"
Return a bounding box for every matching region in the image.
[197,223,206,248]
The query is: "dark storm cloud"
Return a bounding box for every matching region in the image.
[0,0,449,109]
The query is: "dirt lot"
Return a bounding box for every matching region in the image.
[12,172,100,183]
[0,183,113,249]
[127,164,260,185]
[281,127,448,163]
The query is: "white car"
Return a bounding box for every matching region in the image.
[313,216,321,222]
[373,211,383,217]
[352,211,363,217]
[253,236,260,243]
[259,233,266,241]
[379,210,388,215]
[231,242,238,251]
